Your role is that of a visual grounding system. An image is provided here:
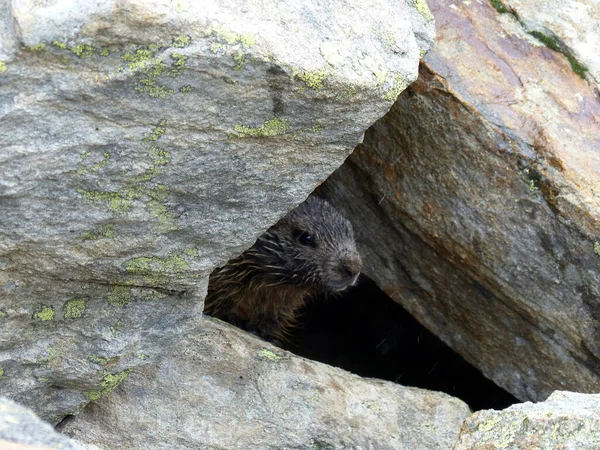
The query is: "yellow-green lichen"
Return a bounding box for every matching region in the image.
[594,241,600,257]
[88,354,118,366]
[78,189,132,215]
[413,0,434,22]
[33,305,55,321]
[52,41,68,50]
[84,369,132,401]
[293,69,329,90]
[233,117,290,138]
[210,43,224,53]
[374,71,388,87]
[0,310,6,318]
[79,151,110,174]
[174,0,189,12]
[179,85,193,94]
[172,35,191,48]
[71,44,95,58]
[40,346,59,367]
[110,322,121,339]
[64,298,87,319]
[168,52,188,77]
[29,44,46,52]
[82,223,115,241]
[239,34,255,48]
[122,48,175,98]
[205,23,254,48]
[136,62,174,98]
[123,251,195,284]
[140,354,149,360]
[148,197,178,232]
[100,48,110,57]
[143,119,168,142]
[0,368,6,379]
[232,50,245,71]
[257,348,283,361]
[381,73,410,101]
[183,248,199,258]
[0,62,7,73]
[122,48,154,70]
[108,286,132,307]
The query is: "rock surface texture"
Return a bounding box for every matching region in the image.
[61,318,470,450]
[317,0,600,403]
[453,391,600,450]
[0,397,82,450]
[0,0,436,441]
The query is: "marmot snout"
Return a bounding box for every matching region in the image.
[204,196,362,343]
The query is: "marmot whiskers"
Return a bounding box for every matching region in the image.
[204,197,362,343]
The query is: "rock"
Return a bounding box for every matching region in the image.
[0,397,81,450]
[501,0,600,85]
[61,318,470,450]
[0,0,434,421]
[453,391,600,450]
[317,0,600,402]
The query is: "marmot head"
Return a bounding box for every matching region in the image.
[250,196,362,293]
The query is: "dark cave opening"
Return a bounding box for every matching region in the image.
[284,275,519,412]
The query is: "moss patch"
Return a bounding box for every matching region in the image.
[64,298,87,319]
[528,30,588,79]
[489,0,511,13]
[84,369,132,401]
[233,117,290,138]
[33,305,55,321]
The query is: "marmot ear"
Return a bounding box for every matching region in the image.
[293,230,317,247]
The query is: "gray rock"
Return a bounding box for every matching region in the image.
[0,397,81,450]
[453,391,600,450]
[316,0,600,403]
[0,0,434,426]
[61,318,470,450]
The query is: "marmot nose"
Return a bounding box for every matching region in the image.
[340,256,362,282]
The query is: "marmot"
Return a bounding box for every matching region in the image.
[204,196,362,343]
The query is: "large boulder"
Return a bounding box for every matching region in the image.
[0,0,435,425]
[453,391,600,450]
[0,397,82,450]
[61,318,470,450]
[317,0,600,402]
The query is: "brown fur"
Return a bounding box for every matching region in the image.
[204,196,362,343]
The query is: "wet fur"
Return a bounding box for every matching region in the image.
[204,197,362,343]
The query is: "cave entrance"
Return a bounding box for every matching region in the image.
[283,274,518,412]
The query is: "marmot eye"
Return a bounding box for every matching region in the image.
[295,230,316,247]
